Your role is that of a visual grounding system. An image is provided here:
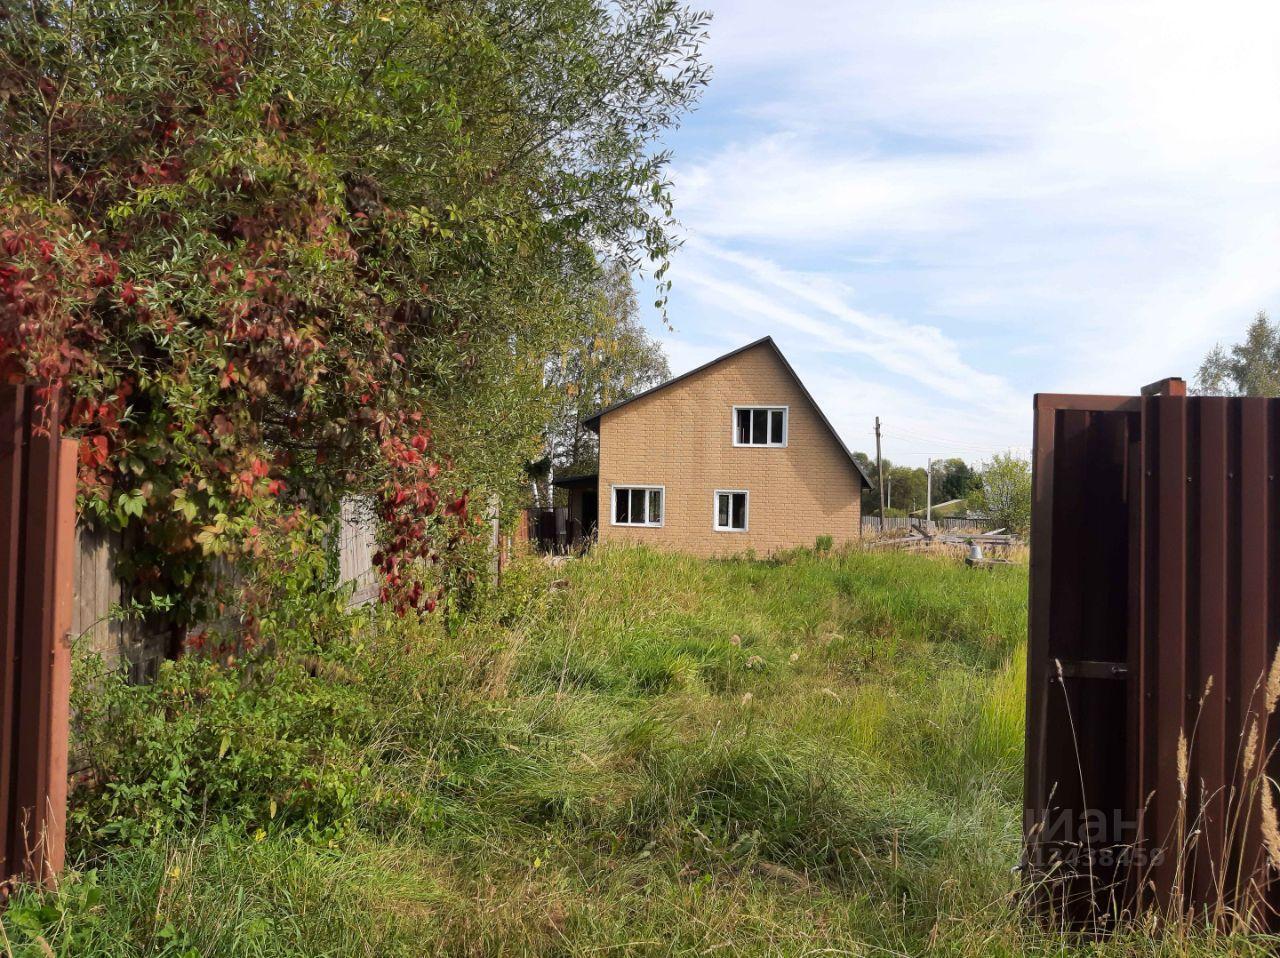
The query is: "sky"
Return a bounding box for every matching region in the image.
[639,0,1280,467]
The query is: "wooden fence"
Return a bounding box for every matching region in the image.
[70,526,169,683]
[337,498,379,606]
[861,515,999,534]
[68,497,382,673]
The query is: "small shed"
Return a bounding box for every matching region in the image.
[549,472,598,550]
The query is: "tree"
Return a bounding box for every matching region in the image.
[853,451,883,515]
[971,452,1032,536]
[853,453,948,516]
[1,0,710,618]
[1195,312,1280,397]
[852,453,978,518]
[886,464,928,514]
[545,261,670,481]
[934,458,978,503]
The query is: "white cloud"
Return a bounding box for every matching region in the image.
[674,135,1002,240]
[659,239,1029,465]
[653,0,1280,439]
[799,367,1031,468]
[681,241,1015,405]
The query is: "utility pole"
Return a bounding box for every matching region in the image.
[875,417,885,531]
[926,457,933,526]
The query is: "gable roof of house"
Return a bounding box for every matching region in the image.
[583,336,873,487]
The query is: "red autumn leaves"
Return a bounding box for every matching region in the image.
[371,429,473,616]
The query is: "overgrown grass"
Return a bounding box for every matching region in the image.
[3,546,1272,956]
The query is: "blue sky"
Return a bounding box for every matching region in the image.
[639,0,1280,467]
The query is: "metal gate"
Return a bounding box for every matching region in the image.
[1025,376,1280,926]
[0,384,76,886]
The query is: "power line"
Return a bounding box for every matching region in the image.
[856,430,1018,453]
[885,425,1029,451]
[891,443,1031,458]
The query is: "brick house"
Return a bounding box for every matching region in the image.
[553,336,872,557]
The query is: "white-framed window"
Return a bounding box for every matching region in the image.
[713,490,749,532]
[733,406,788,446]
[611,485,664,527]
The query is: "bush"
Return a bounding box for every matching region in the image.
[70,550,561,851]
[73,641,371,844]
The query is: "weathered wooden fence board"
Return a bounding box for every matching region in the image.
[70,496,382,674]
[70,525,167,682]
[861,515,998,534]
[337,497,379,606]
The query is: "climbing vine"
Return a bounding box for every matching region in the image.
[0,0,709,620]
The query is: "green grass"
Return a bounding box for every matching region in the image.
[4,545,1273,956]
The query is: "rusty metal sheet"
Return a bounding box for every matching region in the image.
[0,384,25,874]
[41,437,77,881]
[1026,384,1280,928]
[0,385,73,884]
[12,393,61,880]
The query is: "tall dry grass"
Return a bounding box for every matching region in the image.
[1028,644,1280,946]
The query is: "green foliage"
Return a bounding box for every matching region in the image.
[1196,311,1280,397]
[2,871,108,958]
[972,451,1032,535]
[852,453,929,515]
[853,453,980,517]
[538,259,670,503]
[886,463,929,512]
[934,456,978,502]
[71,632,368,844]
[1,0,709,616]
[852,450,881,514]
[68,554,554,847]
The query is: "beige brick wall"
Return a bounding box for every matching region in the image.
[597,343,864,557]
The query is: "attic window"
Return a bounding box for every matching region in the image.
[612,485,664,527]
[734,407,787,446]
[714,490,749,532]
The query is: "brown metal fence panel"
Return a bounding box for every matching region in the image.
[0,385,24,879]
[0,384,75,885]
[1026,381,1280,927]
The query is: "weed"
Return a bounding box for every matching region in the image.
[6,547,1271,956]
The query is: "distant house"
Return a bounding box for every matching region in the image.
[553,336,872,557]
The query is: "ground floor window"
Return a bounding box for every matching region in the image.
[612,485,664,527]
[714,490,749,531]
